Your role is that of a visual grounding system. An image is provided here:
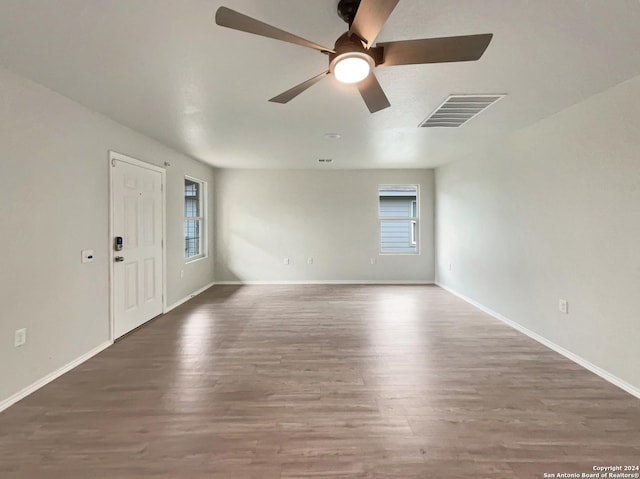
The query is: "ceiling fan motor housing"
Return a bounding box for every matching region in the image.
[328,33,379,74]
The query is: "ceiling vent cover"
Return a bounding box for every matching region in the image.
[419,94,505,128]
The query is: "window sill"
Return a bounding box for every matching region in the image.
[185,254,208,265]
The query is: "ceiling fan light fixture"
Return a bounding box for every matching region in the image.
[332,53,373,84]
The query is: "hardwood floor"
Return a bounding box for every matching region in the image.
[1,285,639,478]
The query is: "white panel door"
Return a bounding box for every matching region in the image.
[112,159,163,339]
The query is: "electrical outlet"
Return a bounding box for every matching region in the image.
[558,299,569,314]
[14,328,27,347]
[307,257,313,265]
[370,258,376,265]
[180,269,184,278]
[449,263,452,271]
[283,258,290,265]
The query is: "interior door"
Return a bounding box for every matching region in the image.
[112,158,164,339]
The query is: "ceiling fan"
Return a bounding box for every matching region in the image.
[215,0,493,113]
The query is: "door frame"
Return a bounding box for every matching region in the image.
[108,150,167,342]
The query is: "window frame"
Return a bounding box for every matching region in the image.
[411,200,417,245]
[184,176,207,262]
[378,184,420,255]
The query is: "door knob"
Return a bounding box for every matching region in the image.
[115,256,125,262]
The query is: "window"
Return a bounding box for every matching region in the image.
[378,185,418,254]
[184,177,206,259]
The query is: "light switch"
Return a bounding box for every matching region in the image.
[81,250,94,264]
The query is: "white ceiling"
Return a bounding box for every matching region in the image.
[1,0,640,169]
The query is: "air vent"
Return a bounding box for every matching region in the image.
[317,158,333,164]
[419,94,505,128]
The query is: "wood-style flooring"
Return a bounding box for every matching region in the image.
[1,285,639,478]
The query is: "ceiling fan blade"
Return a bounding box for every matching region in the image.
[376,34,493,66]
[215,7,335,53]
[269,71,330,104]
[357,72,391,113]
[349,0,399,47]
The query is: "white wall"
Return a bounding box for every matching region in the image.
[435,74,640,391]
[214,169,434,283]
[0,66,215,405]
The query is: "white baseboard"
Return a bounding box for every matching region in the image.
[2,278,216,412]
[216,280,435,285]
[165,281,216,312]
[436,282,640,400]
[0,340,113,413]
